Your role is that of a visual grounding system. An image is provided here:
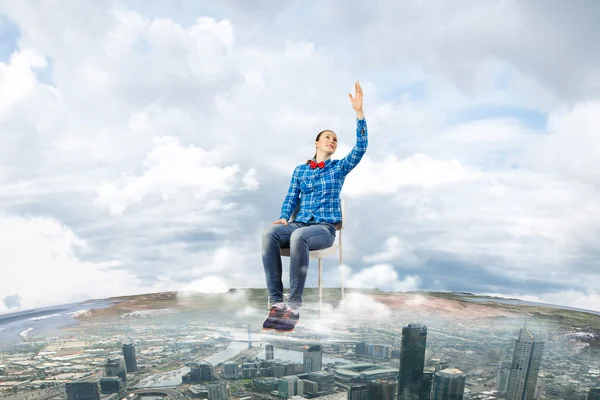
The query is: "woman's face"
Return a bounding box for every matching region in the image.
[316,130,338,155]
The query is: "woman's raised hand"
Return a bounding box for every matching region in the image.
[348,81,363,112]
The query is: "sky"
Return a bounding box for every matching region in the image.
[1,0,600,314]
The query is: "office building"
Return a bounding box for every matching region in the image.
[65,382,100,400]
[122,343,138,372]
[266,344,275,360]
[104,357,126,383]
[207,382,228,400]
[398,323,427,400]
[496,366,510,392]
[431,368,466,400]
[421,370,434,400]
[223,362,239,379]
[99,378,122,394]
[348,383,368,400]
[279,375,300,398]
[356,342,366,356]
[368,379,396,400]
[303,345,323,373]
[588,387,600,400]
[182,361,213,383]
[506,328,545,400]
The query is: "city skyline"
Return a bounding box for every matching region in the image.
[2,290,599,399]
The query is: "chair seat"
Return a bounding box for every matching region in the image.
[280,244,340,259]
[268,198,346,313]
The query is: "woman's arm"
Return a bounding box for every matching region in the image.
[278,166,301,222]
[339,81,368,175]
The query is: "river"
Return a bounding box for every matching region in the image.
[138,340,350,387]
[0,299,122,350]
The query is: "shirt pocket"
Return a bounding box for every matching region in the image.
[299,174,315,194]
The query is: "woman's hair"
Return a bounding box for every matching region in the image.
[306,130,335,164]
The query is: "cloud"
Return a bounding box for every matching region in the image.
[0,0,599,314]
[93,136,246,214]
[482,290,600,315]
[0,48,47,120]
[363,236,417,264]
[241,168,259,191]
[180,276,230,294]
[343,153,480,197]
[0,214,158,313]
[518,102,600,178]
[345,264,421,293]
[3,294,21,309]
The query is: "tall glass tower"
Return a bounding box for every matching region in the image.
[506,328,544,400]
[398,323,427,400]
[122,343,138,372]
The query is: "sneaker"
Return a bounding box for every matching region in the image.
[262,306,286,330]
[274,309,300,333]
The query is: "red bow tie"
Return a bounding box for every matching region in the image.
[310,160,325,169]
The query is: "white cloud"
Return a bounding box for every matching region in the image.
[343,153,480,198]
[345,264,421,293]
[482,290,600,315]
[519,102,600,177]
[0,48,47,120]
[0,214,156,313]
[180,276,230,294]
[363,236,417,264]
[93,136,245,214]
[0,0,599,314]
[241,168,259,191]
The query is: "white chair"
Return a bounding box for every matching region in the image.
[267,198,346,311]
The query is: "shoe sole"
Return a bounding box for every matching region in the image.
[275,323,299,333]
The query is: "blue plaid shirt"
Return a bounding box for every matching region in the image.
[279,118,368,224]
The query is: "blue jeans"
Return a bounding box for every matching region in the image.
[262,220,336,310]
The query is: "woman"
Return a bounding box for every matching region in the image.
[261,81,368,333]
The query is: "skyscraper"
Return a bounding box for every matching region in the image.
[266,343,274,360]
[368,379,396,400]
[303,345,323,373]
[588,387,600,400]
[104,357,126,383]
[348,383,368,400]
[122,343,137,373]
[496,364,510,392]
[505,328,545,400]
[431,368,466,400]
[182,361,214,383]
[222,362,239,379]
[207,382,228,400]
[65,382,100,400]
[421,371,434,400]
[398,323,427,400]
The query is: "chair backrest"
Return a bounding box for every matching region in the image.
[289,197,345,231]
[335,198,346,231]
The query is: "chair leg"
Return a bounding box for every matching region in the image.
[340,233,344,301]
[318,258,323,315]
[340,257,344,301]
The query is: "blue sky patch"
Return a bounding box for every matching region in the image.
[447,105,547,131]
[383,80,429,102]
[35,56,54,86]
[0,14,20,63]
[122,0,226,27]
[492,65,513,91]
[132,37,151,54]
